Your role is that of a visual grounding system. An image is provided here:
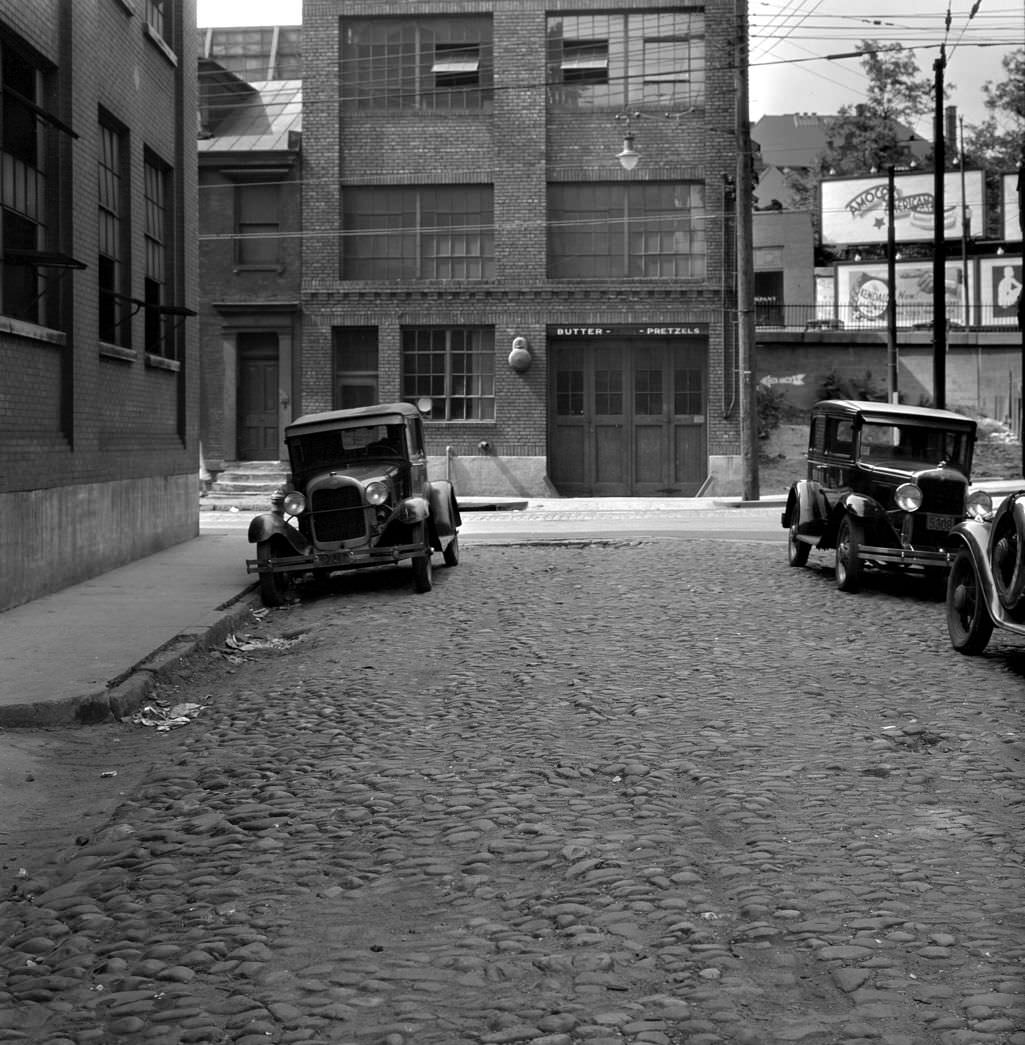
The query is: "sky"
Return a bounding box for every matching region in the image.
[197,0,1023,133]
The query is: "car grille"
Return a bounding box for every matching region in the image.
[913,475,966,542]
[310,486,365,543]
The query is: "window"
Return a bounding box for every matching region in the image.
[143,153,173,357]
[235,181,280,267]
[333,326,379,409]
[1,40,50,323]
[548,13,705,110]
[548,182,706,279]
[342,186,493,280]
[342,17,493,111]
[98,117,130,346]
[674,367,703,416]
[402,327,495,421]
[146,0,165,41]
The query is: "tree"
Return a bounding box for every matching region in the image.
[819,40,936,176]
[964,48,1025,171]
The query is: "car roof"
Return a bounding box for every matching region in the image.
[286,401,419,436]
[812,399,977,429]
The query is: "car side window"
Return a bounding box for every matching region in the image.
[825,419,853,456]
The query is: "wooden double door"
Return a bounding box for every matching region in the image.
[550,338,707,496]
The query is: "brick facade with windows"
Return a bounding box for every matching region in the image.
[298,0,744,497]
[0,0,198,611]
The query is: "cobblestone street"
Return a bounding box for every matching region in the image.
[1,538,1023,1045]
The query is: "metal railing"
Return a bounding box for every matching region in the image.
[755,302,1022,332]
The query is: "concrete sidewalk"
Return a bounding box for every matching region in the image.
[1,482,1020,727]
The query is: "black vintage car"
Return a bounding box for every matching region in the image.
[246,401,461,606]
[946,489,1025,654]
[782,399,991,592]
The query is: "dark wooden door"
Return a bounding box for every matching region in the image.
[237,333,280,460]
[550,338,707,496]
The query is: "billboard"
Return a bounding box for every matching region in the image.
[1003,173,1023,242]
[821,171,985,246]
[978,256,1023,327]
[835,260,972,328]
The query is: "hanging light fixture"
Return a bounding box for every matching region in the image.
[617,132,639,170]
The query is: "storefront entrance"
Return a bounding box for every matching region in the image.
[549,327,708,496]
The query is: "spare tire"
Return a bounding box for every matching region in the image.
[992,494,1025,611]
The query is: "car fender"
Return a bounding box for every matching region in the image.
[783,480,828,532]
[426,480,460,537]
[247,513,310,554]
[948,517,1025,630]
[989,492,1025,610]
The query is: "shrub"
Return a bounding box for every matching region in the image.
[757,384,786,440]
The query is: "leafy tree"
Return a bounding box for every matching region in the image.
[964,48,1025,171]
[819,40,936,175]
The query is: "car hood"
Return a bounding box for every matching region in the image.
[304,462,403,488]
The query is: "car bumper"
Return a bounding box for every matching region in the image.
[854,544,955,568]
[247,540,427,576]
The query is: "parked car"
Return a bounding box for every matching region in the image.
[782,399,991,592]
[946,489,1025,654]
[246,401,461,607]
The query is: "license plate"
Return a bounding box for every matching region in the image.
[926,513,957,531]
[318,550,353,565]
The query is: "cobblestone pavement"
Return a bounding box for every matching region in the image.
[2,539,1024,1045]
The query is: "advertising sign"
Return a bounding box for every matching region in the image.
[821,171,985,246]
[835,261,971,328]
[1003,173,1022,242]
[978,256,1023,327]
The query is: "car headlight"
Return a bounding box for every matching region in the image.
[365,481,388,506]
[282,491,307,516]
[965,489,993,521]
[895,483,923,512]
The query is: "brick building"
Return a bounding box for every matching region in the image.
[197,65,302,473]
[0,1,199,611]
[295,0,744,497]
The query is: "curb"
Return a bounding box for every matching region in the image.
[0,587,260,729]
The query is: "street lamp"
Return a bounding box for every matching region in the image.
[615,112,641,170]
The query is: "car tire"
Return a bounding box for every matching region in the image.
[443,533,460,567]
[947,548,994,655]
[412,551,433,593]
[256,540,290,607]
[835,516,862,593]
[787,521,810,567]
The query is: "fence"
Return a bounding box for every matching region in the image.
[755,302,1024,332]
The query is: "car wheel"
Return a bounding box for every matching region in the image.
[946,548,993,655]
[787,521,810,567]
[835,517,862,592]
[412,551,433,593]
[256,540,290,607]
[443,533,460,567]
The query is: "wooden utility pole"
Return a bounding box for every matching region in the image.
[932,47,946,408]
[736,0,758,500]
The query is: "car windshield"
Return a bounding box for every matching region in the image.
[857,421,972,474]
[289,422,406,473]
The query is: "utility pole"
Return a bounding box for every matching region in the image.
[735,0,758,500]
[886,165,898,404]
[932,47,946,408]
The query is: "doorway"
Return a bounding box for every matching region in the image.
[549,335,707,496]
[237,332,280,460]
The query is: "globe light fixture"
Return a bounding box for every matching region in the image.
[617,132,639,171]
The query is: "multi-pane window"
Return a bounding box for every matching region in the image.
[98,118,129,346]
[1,41,49,323]
[205,27,301,81]
[146,0,165,41]
[674,367,703,416]
[333,326,379,409]
[548,182,706,279]
[556,369,584,416]
[235,181,280,267]
[547,12,705,110]
[341,18,493,111]
[143,154,172,357]
[342,186,493,280]
[402,327,495,421]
